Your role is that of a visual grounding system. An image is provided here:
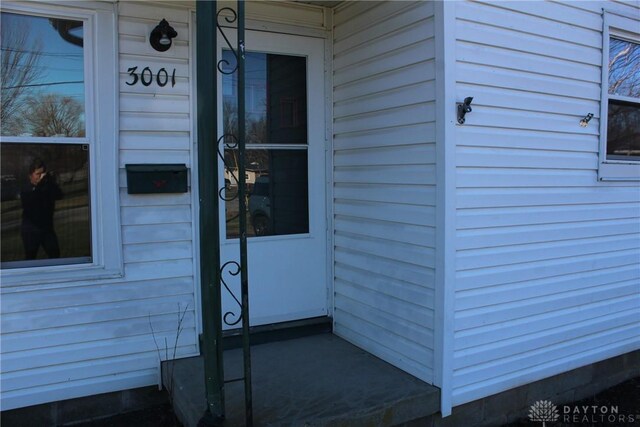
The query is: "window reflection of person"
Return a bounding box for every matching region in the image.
[21,158,63,260]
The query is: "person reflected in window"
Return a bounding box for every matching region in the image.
[21,158,63,260]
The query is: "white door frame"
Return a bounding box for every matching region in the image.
[191,13,335,337]
[218,30,330,327]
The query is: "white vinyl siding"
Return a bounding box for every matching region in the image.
[1,0,335,411]
[451,0,640,406]
[332,1,437,383]
[0,1,198,410]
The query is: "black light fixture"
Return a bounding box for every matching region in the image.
[150,19,177,52]
[457,97,473,125]
[580,113,594,127]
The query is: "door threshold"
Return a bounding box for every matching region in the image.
[220,316,332,350]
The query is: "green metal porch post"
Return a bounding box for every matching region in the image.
[236,2,253,425]
[196,1,225,425]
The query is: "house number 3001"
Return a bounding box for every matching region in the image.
[126,67,177,87]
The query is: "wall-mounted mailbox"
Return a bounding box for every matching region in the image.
[126,164,188,194]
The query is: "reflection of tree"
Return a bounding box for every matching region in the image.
[608,38,639,158]
[223,99,269,178]
[607,102,640,157]
[609,38,640,98]
[223,100,238,143]
[223,99,267,144]
[247,112,266,144]
[1,142,89,188]
[1,18,42,134]
[24,94,85,137]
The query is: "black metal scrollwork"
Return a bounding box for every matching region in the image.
[217,134,240,202]
[220,261,243,326]
[217,6,244,326]
[216,8,239,75]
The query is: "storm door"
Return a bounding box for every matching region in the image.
[218,31,327,328]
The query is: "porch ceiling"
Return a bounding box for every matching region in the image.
[296,1,343,8]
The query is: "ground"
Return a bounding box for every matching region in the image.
[78,377,639,426]
[74,403,181,427]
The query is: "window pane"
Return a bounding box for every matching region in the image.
[222,51,307,144]
[609,37,640,99]
[607,100,640,160]
[225,149,308,238]
[1,12,85,137]
[1,143,91,268]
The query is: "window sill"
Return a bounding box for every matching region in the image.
[598,162,640,181]
[0,263,124,288]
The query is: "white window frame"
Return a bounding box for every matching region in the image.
[0,1,122,286]
[598,11,640,181]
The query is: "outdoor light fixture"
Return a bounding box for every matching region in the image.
[457,97,473,124]
[150,19,177,52]
[580,113,594,127]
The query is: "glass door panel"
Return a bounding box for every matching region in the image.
[217,31,327,328]
[222,50,310,239]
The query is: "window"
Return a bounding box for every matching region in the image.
[598,12,640,181]
[0,2,120,285]
[221,50,309,238]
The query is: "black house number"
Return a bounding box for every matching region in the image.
[126,66,176,87]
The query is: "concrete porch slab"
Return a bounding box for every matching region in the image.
[165,334,440,427]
